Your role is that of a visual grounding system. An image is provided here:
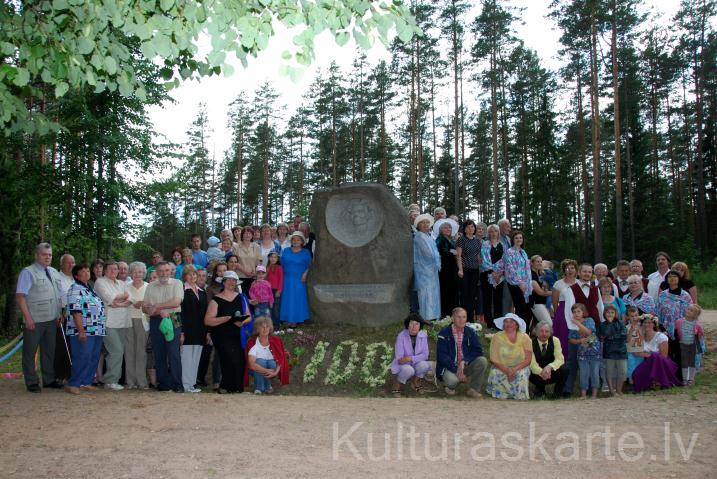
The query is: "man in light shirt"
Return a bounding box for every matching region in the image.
[142,262,184,392]
[647,251,671,300]
[16,243,65,392]
[58,254,76,308]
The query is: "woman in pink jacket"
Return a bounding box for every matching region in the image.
[390,314,436,397]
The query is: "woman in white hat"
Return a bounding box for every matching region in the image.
[485,313,533,399]
[413,214,441,321]
[204,271,252,393]
[280,231,313,328]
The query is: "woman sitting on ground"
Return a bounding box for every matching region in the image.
[244,316,289,395]
[390,313,436,397]
[486,313,533,400]
[631,316,680,392]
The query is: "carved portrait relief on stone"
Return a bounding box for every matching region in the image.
[325,194,384,248]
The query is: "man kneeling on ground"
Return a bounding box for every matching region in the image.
[436,307,488,398]
[529,320,568,398]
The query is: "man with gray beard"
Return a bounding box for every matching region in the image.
[143,262,184,392]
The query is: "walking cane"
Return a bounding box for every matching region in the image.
[59,318,72,367]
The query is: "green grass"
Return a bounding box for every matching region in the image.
[0,335,22,374]
[697,287,717,309]
[693,259,717,308]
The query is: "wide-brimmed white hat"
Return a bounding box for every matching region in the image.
[289,231,306,245]
[433,218,459,237]
[220,271,241,283]
[413,213,434,229]
[494,313,526,333]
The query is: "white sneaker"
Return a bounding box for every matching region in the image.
[254,390,262,395]
[105,383,124,391]
[186,388,202,393]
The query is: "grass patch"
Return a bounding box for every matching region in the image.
[697,288,717,309]
[0,335,22,374]
[693,259,717,308]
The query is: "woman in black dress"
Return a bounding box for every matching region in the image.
[434,218,460,317]
[203,271,252,393]
[456,219,482,323]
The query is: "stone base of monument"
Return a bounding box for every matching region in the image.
[307,182,413,327]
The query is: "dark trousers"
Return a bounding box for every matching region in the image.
[53,320,71,382]
[197,343,222,386]
[212,331,245,393]
[530,365,568,397]
[562,342,579,395]
[22,320,57,387]
[507,283,531,323]
[68,335,103,388]
[668,336,683,382]
[149,317,182,390]
[460,268,481,322]
[480,273,503,328]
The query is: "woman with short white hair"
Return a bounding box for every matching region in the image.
[126,261,149,389]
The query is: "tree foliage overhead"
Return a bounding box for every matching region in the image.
[0,0,420,134]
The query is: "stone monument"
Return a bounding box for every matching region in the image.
[307,183,413,327]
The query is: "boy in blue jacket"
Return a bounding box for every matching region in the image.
[436,307,488,398]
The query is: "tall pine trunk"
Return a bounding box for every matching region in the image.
[612,14,623,260]
[590,14,603,262]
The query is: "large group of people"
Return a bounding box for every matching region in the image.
[405,205,706,399]
[14,205,708,401]
[16,217,313,395]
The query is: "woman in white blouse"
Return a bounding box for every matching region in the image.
[126,261,149,389]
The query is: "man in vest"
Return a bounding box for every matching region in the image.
[15,243,65,392]
[561,262,604,397]
[529,320,567,398]
[613,259,631,298]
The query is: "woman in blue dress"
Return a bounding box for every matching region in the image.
[280,231,312,328]
[413,214,441,321]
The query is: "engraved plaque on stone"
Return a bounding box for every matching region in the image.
[314,283,395,304]
[325,194,384,248]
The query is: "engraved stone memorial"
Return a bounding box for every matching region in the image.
[307,183,413,327]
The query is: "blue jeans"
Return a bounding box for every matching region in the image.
[254,302,271,319]
[68,335,103,387]
[563,342,579,395]
[149,317,182,390]
[579,357,601,391]
[250,358,277,392]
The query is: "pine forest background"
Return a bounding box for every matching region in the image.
[1,0,717,330]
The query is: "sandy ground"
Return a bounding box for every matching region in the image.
[1,312,717,478]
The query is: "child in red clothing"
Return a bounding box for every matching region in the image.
[265,251,284,330]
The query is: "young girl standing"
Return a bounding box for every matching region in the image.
[675,304,704,385]
[569,303,600,398]
[625,307,645,382]
[599,304,627,395]
[266,251,284,331]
